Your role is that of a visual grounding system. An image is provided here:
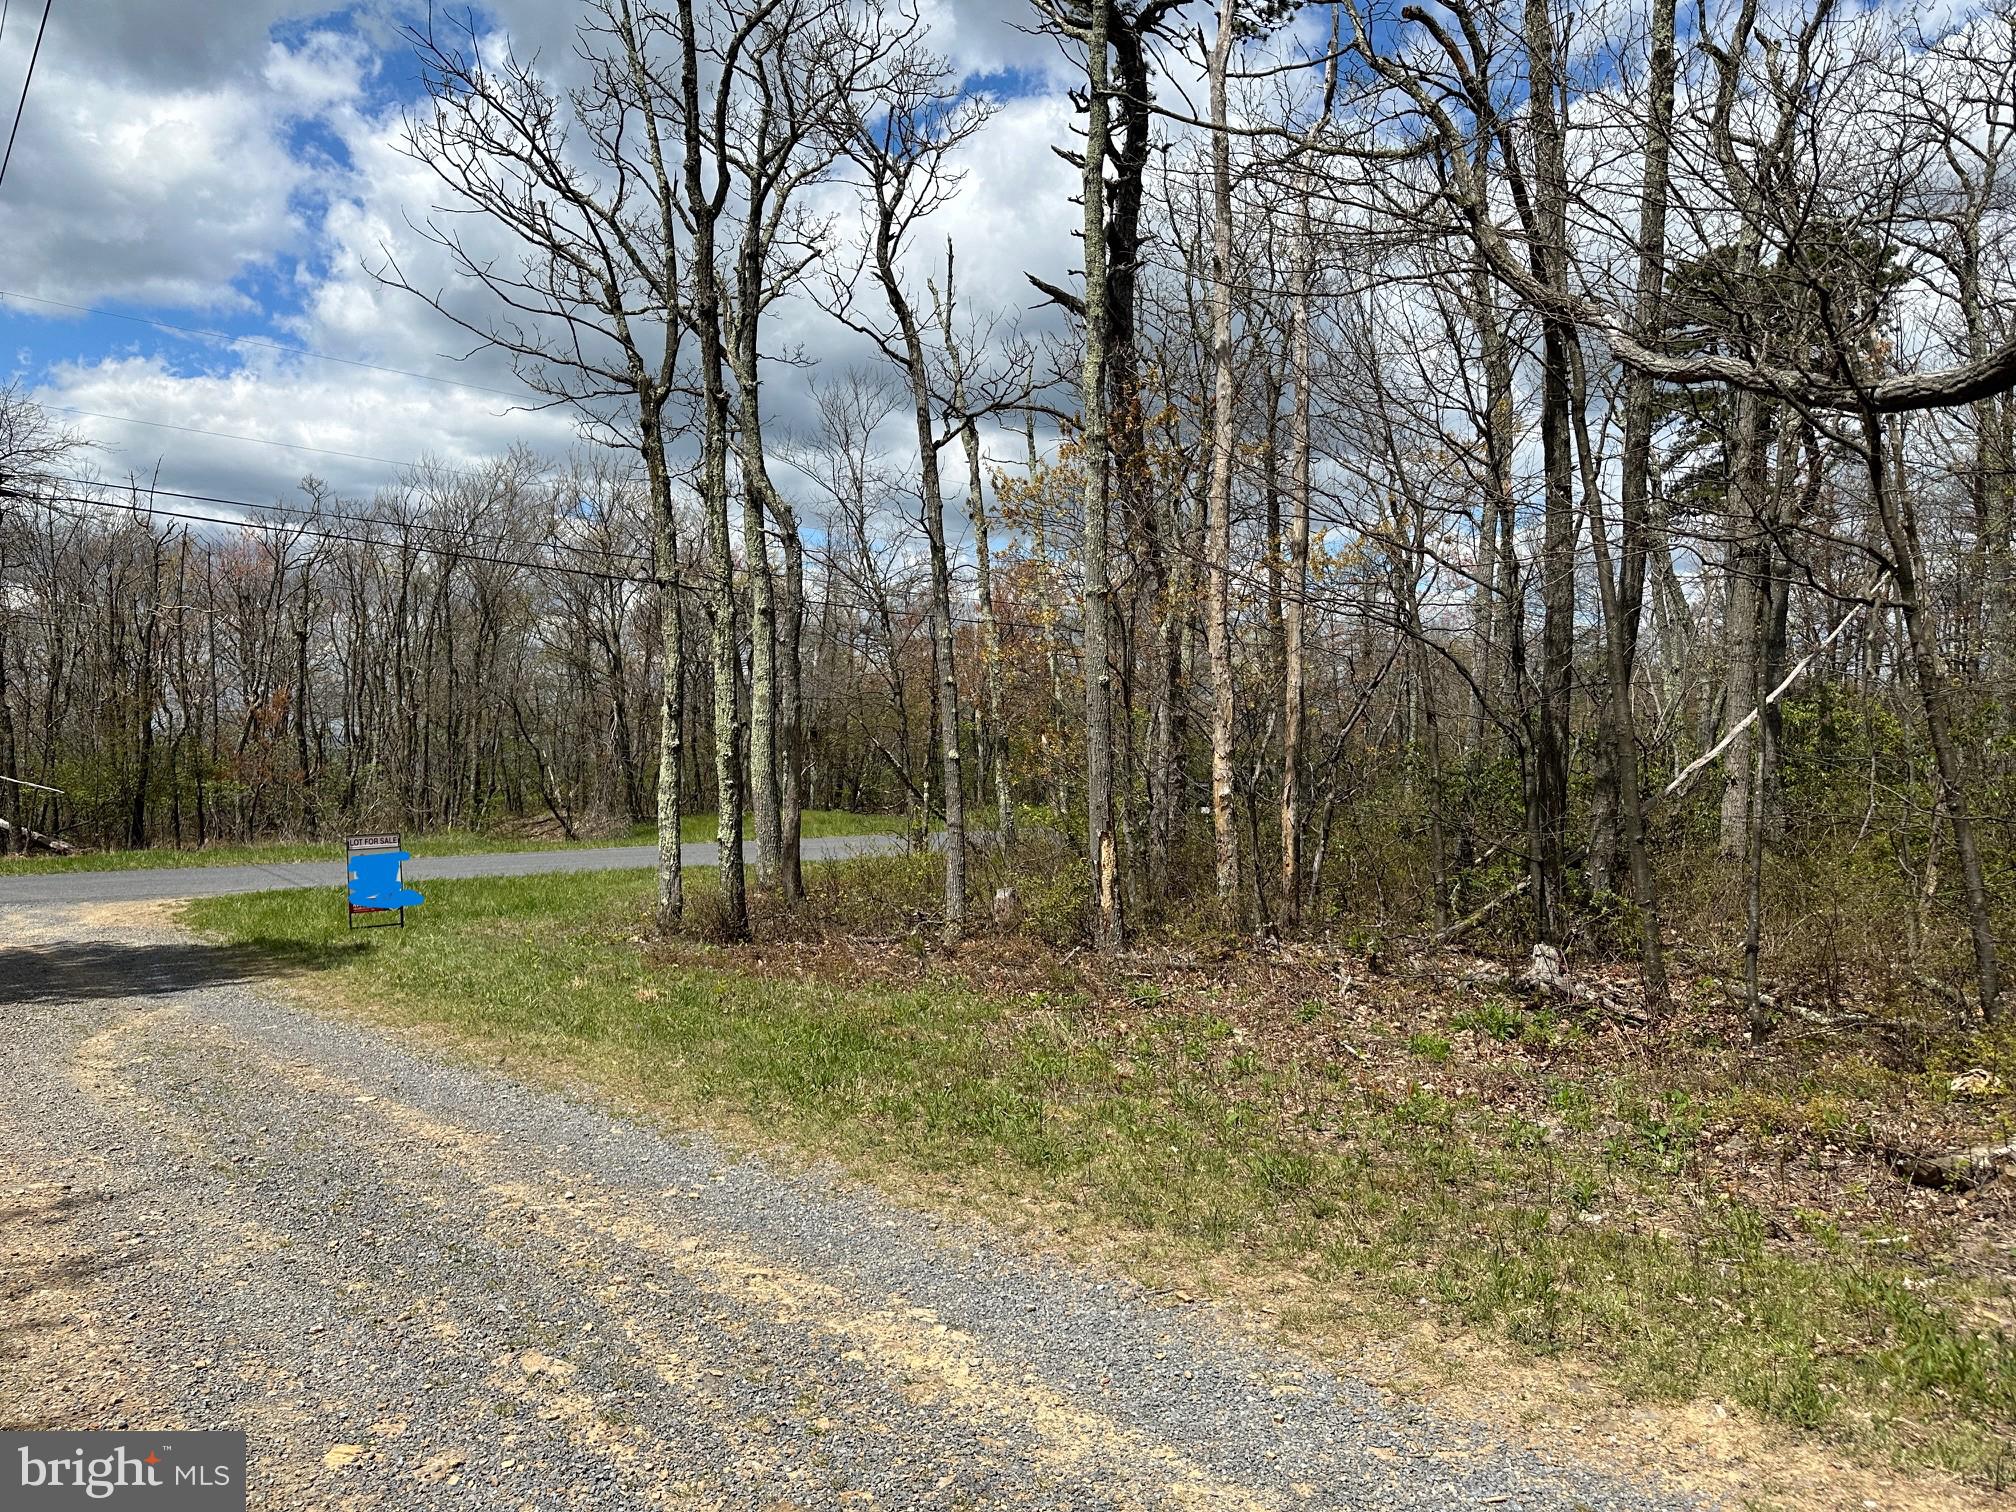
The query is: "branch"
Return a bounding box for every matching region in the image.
[1657,573,1888,806]
[1024,273,1086,319]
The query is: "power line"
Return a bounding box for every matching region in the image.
[17,485,671,589]
[27,471,1029,617]
[5,479,1073,636]
[39,407,1073,608]
[0,289,530,401]
[30,472,660,576]
[0,0,51,190]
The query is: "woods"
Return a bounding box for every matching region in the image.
[5,0,2016,1026]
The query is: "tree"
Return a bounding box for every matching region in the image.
[835,30,994,941]
[1203,0,1244,919]
[384,0,693,929]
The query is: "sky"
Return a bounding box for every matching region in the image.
[0,0,1088,509]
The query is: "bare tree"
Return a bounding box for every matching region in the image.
[834,32,993,940]
[382,0,694,928]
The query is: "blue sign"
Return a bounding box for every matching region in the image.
[345,833,423,928]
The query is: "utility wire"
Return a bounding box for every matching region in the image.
[29,470,661,573]
[7,482,1070,636]
[0,0,51,190]
[53,409,1041,572]
[23,470,1076,630]
[0,289,530,400]
[17,485,674,589]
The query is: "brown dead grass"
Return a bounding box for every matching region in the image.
[665,916,2016,1294]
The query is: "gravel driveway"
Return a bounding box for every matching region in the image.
[0,896,1704,1510]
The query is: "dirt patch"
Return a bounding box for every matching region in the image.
[0,1162,159,1431]
[75,900,185,931]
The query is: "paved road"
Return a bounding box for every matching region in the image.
[0,896,1703,1511]
[0,834,905,906]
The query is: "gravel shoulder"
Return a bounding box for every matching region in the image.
[1,897,1705,1510]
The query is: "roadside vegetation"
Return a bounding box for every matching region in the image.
[190,849,2016,1490]
[0,810,899,874]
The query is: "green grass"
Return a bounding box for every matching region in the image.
[187,865,2016,1484]
[0,810,899,873]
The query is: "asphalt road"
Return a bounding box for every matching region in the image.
[0,834,905,906]
[0,890,1704,1510]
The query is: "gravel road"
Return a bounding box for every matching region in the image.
[0,835,905,906]
[0,895,1707,1510]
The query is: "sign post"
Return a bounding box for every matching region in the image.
[345,833,424,929]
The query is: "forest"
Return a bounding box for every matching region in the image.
[4,0,2016,1031]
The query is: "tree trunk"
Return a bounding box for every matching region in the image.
[1079,0,1122,953]
[1520,0,1575,942]
[647,420,685,931]
[942,244,1012,853]
[1568,346,1669,1004]
[1467,264,1516,750]
[1280,177,1314,927]
[677,0,746,939]
[775,495,805,901]
[1865,414,1999,1021]
[1717,392,1772,857]
[1204,4,1243,921]
[734,378,783,893]
[872,224,966,940]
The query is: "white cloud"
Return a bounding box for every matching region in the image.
[262,27,375,111]
[35,352,581,503]
[3,70,314,310]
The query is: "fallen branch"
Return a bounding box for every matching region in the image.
[1887,1142,2016,1193]
[1659,574,1888,807]
[0,773,65,794]
[1909,972,1969,1013]
[1434,876,1531,944]
[0,816,74,854]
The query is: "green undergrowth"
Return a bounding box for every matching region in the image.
[186,864,2016,1486]
[0,810,899,873]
